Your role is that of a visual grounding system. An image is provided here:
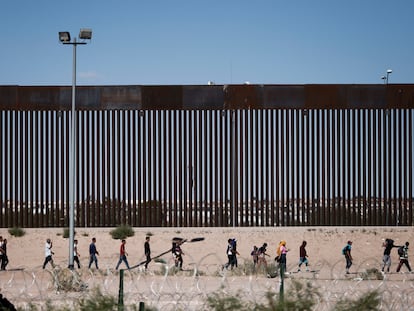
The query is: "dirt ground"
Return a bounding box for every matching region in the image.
[1,226,414,310]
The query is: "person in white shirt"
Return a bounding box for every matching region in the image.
[74,239,81,269]
[42,238,55,269]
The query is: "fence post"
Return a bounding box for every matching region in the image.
[118,269,124,310]
[279,263,284,303]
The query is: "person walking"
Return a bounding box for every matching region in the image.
[144,236,151,270]
[298,241,309,272]
[231,238,238,267]
[257,243,270,270]
[223,238,238,270]
[381,238,397,273]
[277,241,289,272]
[73,239,81,269]
[42,238,55,269]
[173,240,185,270]
[342,240,353,274]
[0,239,8,270]
[88,237,100,269]
[396,242,412,273]
[115,239,130,270]
[251,245,259,269]
[0,236,4,269]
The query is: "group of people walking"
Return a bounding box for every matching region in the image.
[230,237,411,276]
[1,233,410,275]
[42,237,101,270]
[248,240,304,273]
[41,236,154,271]
[381,238,411,273]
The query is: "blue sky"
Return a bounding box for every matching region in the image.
[1,0,414,86]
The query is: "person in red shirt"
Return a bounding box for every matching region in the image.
[298,241,309,272]
[115,239,130,270]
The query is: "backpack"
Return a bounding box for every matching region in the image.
[231,239,237,251]
[398,246,404,257]
[342,245,349,255]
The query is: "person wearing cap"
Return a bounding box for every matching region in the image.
[343,240,353,274]
[42,238,55,269]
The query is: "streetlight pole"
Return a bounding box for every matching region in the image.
[386,69,392,84]
[381,69,393,84]
[59,29,92,269]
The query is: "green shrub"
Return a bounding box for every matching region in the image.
[259,280,320,311]
[110,225,134,240]
[206,280,320,311]
[61,228,77,239]
[205,280,380,311]
[51,267,88,292]
[8,227,25,237]
[360,268,384,280]
[76,288,118,311]
[207,290,253,311]
[334,290,380,311]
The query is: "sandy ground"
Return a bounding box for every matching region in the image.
[3,226,414,271]
[1,226,414,310]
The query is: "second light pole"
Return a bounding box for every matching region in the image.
[381,69,392,84]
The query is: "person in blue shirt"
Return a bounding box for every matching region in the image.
[343,240,353,274]
[88,237,100,269]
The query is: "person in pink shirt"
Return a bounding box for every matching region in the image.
[277,240,289,272]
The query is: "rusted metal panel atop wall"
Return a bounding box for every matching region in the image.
[99,86,141,110]
[1,84,414,110]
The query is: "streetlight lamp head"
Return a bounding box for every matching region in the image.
[79,28,92,40]
[59,31,71,43]
[387,69,393,74]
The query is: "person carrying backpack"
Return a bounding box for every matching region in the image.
[342,240,353,274]
[396,242,412,273]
